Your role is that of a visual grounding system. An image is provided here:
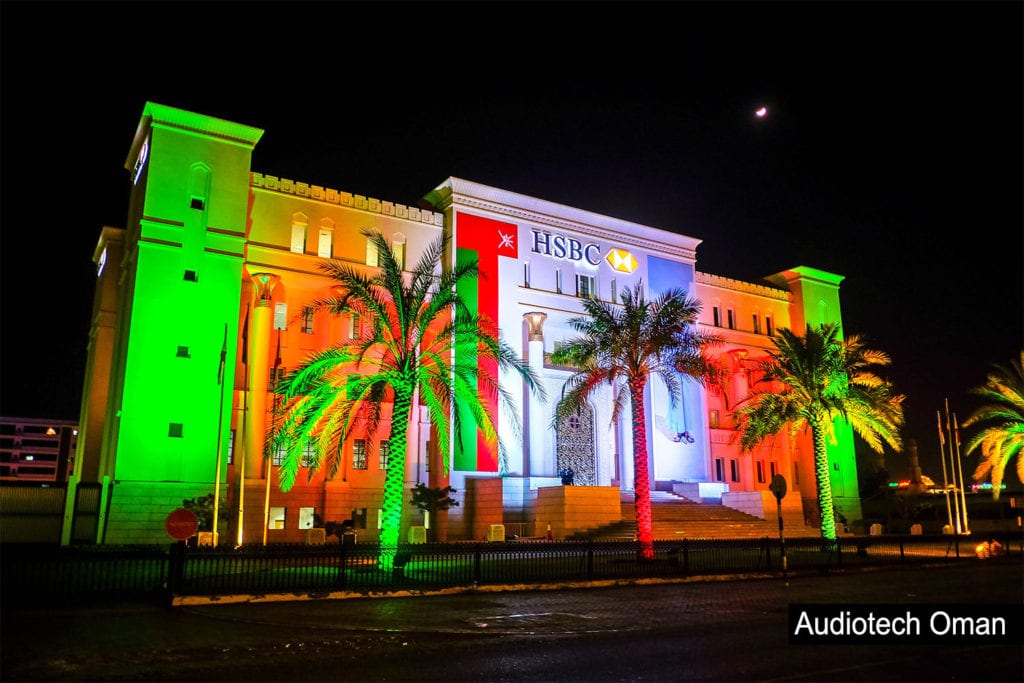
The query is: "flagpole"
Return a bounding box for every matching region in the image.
[953,413,970,535]
[945,399,962,534]
[212,323,228,544]
[237,304,251,548]
[937,410,953,532]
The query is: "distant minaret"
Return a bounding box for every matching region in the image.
[907,439,928,494]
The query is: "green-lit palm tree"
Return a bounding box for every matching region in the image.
[269,228,544,569]
[550,282,722,560]
[735,322,904,542]
[961,351,1024,499]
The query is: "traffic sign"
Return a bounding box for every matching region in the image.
[165,508,199,541]
[769,474,788,500]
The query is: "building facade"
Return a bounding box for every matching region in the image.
[0,417,79,483]
[74,103,861,545]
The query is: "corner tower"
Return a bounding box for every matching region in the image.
[764,266,863,529]
[98,103,263,543]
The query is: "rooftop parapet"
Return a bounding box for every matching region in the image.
[250,173,444,227]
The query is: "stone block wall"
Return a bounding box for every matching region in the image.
[535,485,621,540]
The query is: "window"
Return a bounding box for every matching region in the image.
[301,307,314,334]
[523,262,531,287]
[610,278,617,302]
[169,423,184,438]
[228,430,235,465]
[714,458,725,482]
[576,273,596,299]
[713,306,722,327]
[274,302,288,331]
[299,507,316,530]
[765,315,774,337]
[752,314,761,334]
[290,223,306,254]
[770,461,778,479]
[391,233,406,270]
[730,459,740,482]
[556,269,563,294]
[275,441,314,467]
[349,314,361,340]
[756,460,765,483]
[365,236,379,266]
[353,439,367,470]
[727,308,736,330]
[268,506,285,530]
[317,229,333,258]
[379,439,390,470]
[709,409,719,429]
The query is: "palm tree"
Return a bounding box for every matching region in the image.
[961,351,1024,499]
[549,281,722,560]
[269,228,544,569]
[735,322,904,542]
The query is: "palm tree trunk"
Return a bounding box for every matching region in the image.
[379,383,414,570]
[630,378,655,560]
[811,419,838,544]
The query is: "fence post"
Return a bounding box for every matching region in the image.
[899,538,905,563]
[337,538,348,590]
[586,538,594,580]
[763,537,771,571]
[683,538,689,573]
[474,543,482,585]
[167,541,185,601]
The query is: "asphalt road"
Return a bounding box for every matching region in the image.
[3,560,1021,682]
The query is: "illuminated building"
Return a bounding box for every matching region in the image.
[75,103,862,544]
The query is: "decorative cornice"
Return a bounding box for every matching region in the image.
[425,177,701,262]
[250,173,444,227]
[141,102,264,147]
[695,271,791,302]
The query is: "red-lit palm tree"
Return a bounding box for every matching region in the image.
[550,282,721,560]
[269,228,544,569]
[735,323,904,542]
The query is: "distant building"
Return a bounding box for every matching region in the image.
[0,417,78,483]
[74,103,863,545]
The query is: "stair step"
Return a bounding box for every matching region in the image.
[568,493,823,540]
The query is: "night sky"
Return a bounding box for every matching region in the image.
[1,2,1020,484]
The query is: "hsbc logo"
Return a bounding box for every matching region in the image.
[530,228,637,272]
[605,248,638,273]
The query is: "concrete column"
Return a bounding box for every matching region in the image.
[524,312,550,477]
[245,272,279,478]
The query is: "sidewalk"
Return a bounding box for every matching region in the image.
[3,559,1021,682]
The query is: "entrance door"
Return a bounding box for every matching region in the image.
[555,403,596,485]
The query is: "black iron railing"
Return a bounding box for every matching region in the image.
[2,533,1019,608]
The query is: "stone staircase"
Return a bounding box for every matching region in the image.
[568,490,823,540]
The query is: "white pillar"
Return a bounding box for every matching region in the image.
[524,312,550,477]
[245,272,279,478]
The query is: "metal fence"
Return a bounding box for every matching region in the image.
[3,532,1019,608]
